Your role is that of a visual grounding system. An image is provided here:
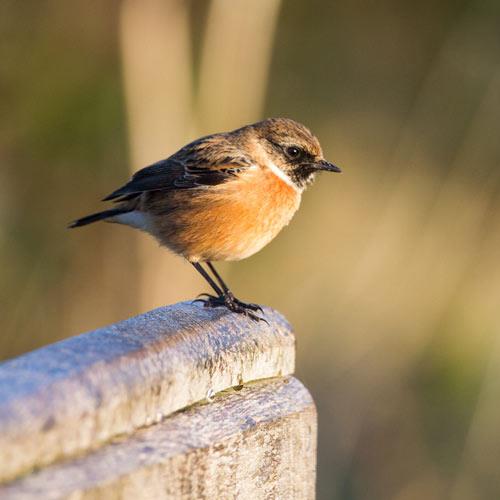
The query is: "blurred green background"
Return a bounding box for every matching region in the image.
[2,1,500,498]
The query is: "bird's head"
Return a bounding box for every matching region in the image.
[246,117,341,190]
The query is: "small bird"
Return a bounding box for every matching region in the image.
[70,117,341,320]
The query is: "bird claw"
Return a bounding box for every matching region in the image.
[227,301,267,323]
[193,293,267,323]
[196,293,218,300]
[223,294,266,322]
[233,298,263,313]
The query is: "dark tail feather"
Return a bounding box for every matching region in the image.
[68,208,129,228]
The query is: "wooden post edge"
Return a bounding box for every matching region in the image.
[0,302,296,483]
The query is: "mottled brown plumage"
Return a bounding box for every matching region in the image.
[70,118,341,320]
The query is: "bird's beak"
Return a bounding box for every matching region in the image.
[316,160,342,173]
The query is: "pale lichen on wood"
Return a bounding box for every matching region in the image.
[0,302,316,499]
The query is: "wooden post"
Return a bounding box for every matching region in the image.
[0,303,317,499]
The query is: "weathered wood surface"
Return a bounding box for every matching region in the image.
[0,377,316,500]
[0,302,295,483]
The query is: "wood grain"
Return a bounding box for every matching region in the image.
[0,302,294,483]
[0,378,316,500]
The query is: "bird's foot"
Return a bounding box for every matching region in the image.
[231,297,263,313]
[193,293,266,322]
[223,295,267,323]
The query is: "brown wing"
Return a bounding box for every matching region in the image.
[103,134,252,202]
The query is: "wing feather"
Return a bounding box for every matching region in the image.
[103,134,252,202]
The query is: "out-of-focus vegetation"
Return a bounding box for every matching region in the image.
[2,1,500,498]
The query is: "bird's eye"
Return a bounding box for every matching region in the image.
[285,146,302,160]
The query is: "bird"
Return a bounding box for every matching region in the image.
[69,117,341,320]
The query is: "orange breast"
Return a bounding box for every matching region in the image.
[149,167,301,262]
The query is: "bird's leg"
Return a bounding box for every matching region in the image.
[191,261,265,321]
[191,262,223,304]
[206,262,264,315]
